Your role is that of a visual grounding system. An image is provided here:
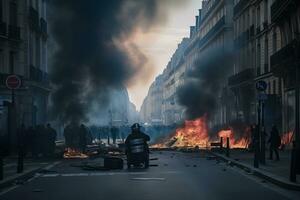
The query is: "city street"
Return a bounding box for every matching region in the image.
[1,151,299,200]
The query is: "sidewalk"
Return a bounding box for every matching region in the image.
[211,149,300,191]
[0,157,55,189]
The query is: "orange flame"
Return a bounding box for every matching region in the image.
[217,128,250,149]
[281,131,294,146]
[63,148,89,159]
[172,117,209,148]
[153,117,251,149]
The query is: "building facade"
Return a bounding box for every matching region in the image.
[0,0,49,146]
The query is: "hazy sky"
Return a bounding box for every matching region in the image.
[127,0,201,110]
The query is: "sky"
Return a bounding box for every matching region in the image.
[127,0,201,110]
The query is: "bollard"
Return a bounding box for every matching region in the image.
[226,137,230,157]
[290,141,297,182]
[220,137,223,153]
[254,139,259,168]
[0,156,3,180]
[17,147,24,173]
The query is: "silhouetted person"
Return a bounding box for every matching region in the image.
[268,125,280,161]
[46,124,57,157]
[125,123,150,168]
[17,124,26,172]
[64,125,72,148]
[111,126,119,144]
[79,124,87,153]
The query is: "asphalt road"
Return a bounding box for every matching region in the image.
[0,151,299,200]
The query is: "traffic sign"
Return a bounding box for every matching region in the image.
[256,80,268,91]
[5,75,21,90]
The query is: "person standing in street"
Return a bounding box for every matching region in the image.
[46,124,57,157]
[79,124,87,153]
[268,125,281,161]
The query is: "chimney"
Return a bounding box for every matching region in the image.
[190,26,195,38]
[195,16,199,31]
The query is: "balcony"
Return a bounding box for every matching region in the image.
[233,0,249,17]
[271,0,298,23]
[40,18,48,39]
[8,25,21,40]
[29,6,40,32]
[228,68,254,87]
[271,39,300,72]
[0,22,7,37]
[30,65,49,84]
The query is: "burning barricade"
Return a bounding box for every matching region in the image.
[152,117,252,150]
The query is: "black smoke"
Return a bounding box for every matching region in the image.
[177,47,234,120]
[48,0,166,124]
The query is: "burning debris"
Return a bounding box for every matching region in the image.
[218,127,251,149]
[63,148,89,159]
[152,117,252,149]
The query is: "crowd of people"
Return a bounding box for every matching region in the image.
[64,124,92,152]
[18,123,57,158]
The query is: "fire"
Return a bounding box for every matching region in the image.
[63,148,89,159]
[172,117,209,148]
[281,131,294,146]
[152,117,251,149]
[217,128,250,149]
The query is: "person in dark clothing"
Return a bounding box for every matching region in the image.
[79,124,87,153]
[125,123,150,168]
[46,124,57,157]
[111,126,119,144]
[268,125,281,161]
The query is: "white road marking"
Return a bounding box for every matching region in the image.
[130,178,166,181]
[39,171,181,178]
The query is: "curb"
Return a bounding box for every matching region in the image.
[0,161,60,190]
[210,152,300,191]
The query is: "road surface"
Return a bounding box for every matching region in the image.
[0,151,299,200]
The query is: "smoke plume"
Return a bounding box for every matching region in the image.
[177,47,234,120]
[48,0,183,124]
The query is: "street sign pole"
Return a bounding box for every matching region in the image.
[255,80,268,168]
[5,75,23,173]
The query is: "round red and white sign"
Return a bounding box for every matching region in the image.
[6,75,21,90]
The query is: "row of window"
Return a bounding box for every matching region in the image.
[0,0,17,26]
[0,49,17,74]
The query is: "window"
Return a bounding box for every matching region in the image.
[257,6,261,28]
[9,51,14,74]
[257,42,261,75]
[278,78,282,95]
[273,80,276,94]
[264,38,269,73]
[36,36,40,68]
[264,0,268,22]
[0,0,3,22]
[0,50,4,73]
[9,0,17,26]
[273,30,277,53]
